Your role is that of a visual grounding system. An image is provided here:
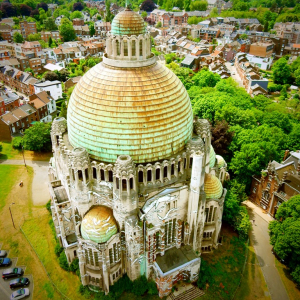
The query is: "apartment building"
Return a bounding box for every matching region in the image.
[29,58,42,74]
[20,21,37,39]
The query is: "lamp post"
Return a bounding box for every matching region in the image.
[21,145,27,172]
[9,203,15,229]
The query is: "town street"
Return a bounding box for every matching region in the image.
[244,201,290,300]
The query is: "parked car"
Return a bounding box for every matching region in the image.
[0,258,11,267]
[0,250,7,258]
[2,268,24,280]
[10,278,30,289]
[10,288,30,300]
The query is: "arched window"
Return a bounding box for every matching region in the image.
[139,40,143,56]
[138,170,143,183]
[164,166,168,178]
[116,178,119,189]
[108,170,113,182]
[178,161,181,173]
[156,168,160,180]
[132,40,136,56]
[130,177,133,189]
[189,157,193,168]
[123,40,128,56]
[122,179,127,190]
[147,169,152,182]
[171,164,174,175]
[93,167,97,179]
[100,169,105,181]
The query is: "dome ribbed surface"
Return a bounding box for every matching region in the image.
[209,145,216,168]
[67,62,194,163]
[216,155,225,168]
[81,206,118,244]
[111,8,145,36]
[204,173,223,199]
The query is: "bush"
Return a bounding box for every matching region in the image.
[69,258,79,273]
[147,280,158,295]
[132,275,148,296]
[234,206,251,240]
[46,200,51,213]
[268,83,283,92]
[11,137,23,149]
[110,274,132,298]
[0,143,2,153]
[58,251,69,271]
[55,244,64,257]
[197,259,214,289]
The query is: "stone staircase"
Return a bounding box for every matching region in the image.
[168,286,205,300]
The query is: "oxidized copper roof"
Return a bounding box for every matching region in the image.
[111,7,146,36]
[67,61,193,163]
[81,206,118,244]
[209,145,216,168]
[204,173,223,199]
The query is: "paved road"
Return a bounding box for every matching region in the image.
[245,201,289,300]
[0,159,50,206]
[225,62,244,88]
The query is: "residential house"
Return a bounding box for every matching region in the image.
[20,21,37,39]
[40,31,60,42]
[0,90,20,113]
[73,18,85,26]
[21,41,42,56]
[199,28,220,42]
[33,80,62,101]
[17,56,30,71]
[249,151,300,217]
[0,49,11,61]
[55,15,65,26]
[0,24,12,42]
[29,58,42,74]
[29,91,53,122]
[0,18,14,27]
[65,76,82,90]
[0,103,38,140]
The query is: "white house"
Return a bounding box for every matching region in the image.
[55,15,65,26]
[246,54,273,70]
[34,80,63,101]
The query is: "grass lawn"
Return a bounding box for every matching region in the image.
[199,224,247,300]
[275,258,300,300]
[0,141,52,161]
[0,164,62,300]
[234,241,270,300]
[0,165,23,210]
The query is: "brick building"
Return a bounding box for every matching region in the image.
[249,151,300,217]
[29,58,42,74]
[29,91,53,122]
[249,42,274,58]
[0,103,39,140]
[20,21,37,39]
[21,41,42,56]
[0,24,12,42]
[73,18,85,26]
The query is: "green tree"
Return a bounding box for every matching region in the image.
[59,18,76,42]
[132,276,148,296]
[187,16,203,25]
[272,57,292,84]
[44,71,59,81]
[189,0,208,11]
[105,0,113,22]
[269,195,300,285]
[193,69,221,88]
[48,36,53,47]
[70,10,83,20]
[13,32,24,43]
[156,21,162,28]
[89,23,95,36]
[22,122,52,152]
[44,17,58,31]
[27,33,41,41]
[240,33,248,40]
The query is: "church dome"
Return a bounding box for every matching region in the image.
[67,60,193,163]
[209,145,216,168]
[204,173,223,199]
[111,7,146,36]
[81,206,118,244]
[216,155,225,168]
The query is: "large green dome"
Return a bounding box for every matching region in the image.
[67,61,193,163]
[111,7,145,36]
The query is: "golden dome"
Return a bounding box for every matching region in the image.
[204,173,223,199]
[67,61,194,163]
[81,206,118,244]
[111,7,146,36]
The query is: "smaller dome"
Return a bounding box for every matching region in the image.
[81,206,118,244]
[209,146,216,168]
[204,173,223,199]
[216,155,226,168]
[111,7,146,36]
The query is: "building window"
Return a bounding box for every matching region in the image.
[108,170,113,182]
[164,219,176,246]
[164,166,168,178]
[93,167,97,179]
[78,170,83,181]
[116,177,119,189]
[171,164,175,175]
[122,179,127,190]
[85,168,89,181]
[130,177,133,189]
[138,170,143,183]
[147,169,152,182]
[109,242,120,265]
[178,161,181,173]
[156,168,160,180]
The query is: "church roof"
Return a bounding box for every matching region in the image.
[111,7,145,36]
[209,145,216,168]
[204,173,223,199]
[81,206,118,244]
